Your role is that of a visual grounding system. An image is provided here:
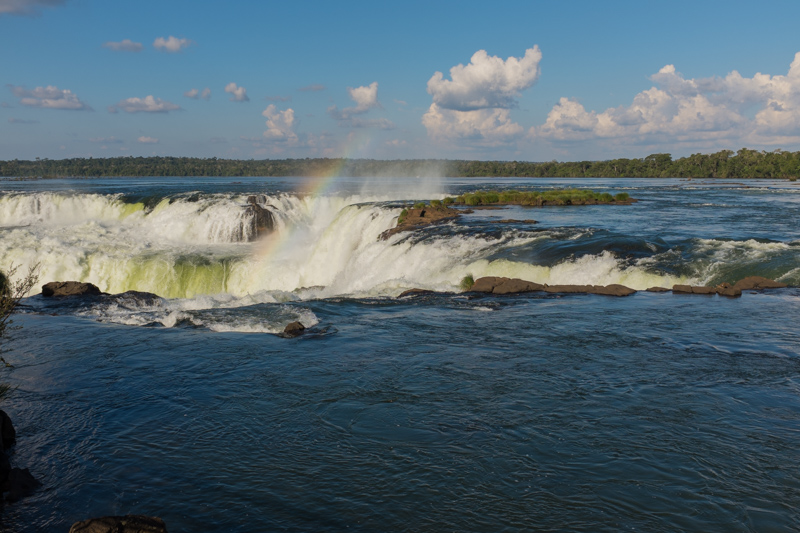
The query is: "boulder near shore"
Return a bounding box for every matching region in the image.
[68,515,168,533]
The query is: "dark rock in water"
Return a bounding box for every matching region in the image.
[717,286,742,297]
[590,284,637,297]
[732,276,787,290]
[241,203,275,242]
[397,288,435,298]
[0,450,9,486]
[470,276,509,293]
[672,284,693,294]
[691,286,716,295]
[68,515,168,533]
[247,194,268,205]
[544,284,594,294]
[283,321,305,337]
[108,290,163,307]
[42,281,102,297]
[493,279,545,294]
[646,286,670,292]
[0,410,15,450]
[5,467,41,503]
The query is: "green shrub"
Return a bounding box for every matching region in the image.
[430,199,442,208]
[398,208,408,224]
[599,192,613,202]
[413,202,426,209]
[614,192,630,202]
[442,197,455,206]
[460,274,475,291]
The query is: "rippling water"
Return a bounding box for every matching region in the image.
[1,177,799,531]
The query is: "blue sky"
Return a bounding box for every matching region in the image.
[2,0,800,161]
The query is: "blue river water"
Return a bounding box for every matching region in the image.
[0,177,799,531]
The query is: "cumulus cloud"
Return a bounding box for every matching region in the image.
[9,85,92,110]
[103,39,142,52]
[8,117,39,124]
[262,104,297,143]
[184,87,210,100]
[422,48,541,144]
[298,84,325,92]
[0,0,64,16]
[534,52,800,147]
[201,87,211,100]
[328,81,380,120]
[225,82,249,102]
[153,36,192,53]
[137,136,159,144]
[108,95,181,113]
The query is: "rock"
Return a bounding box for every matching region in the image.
[107,291,163,307]
[544,285,594,294]
[246,194,267,205]
[492,279,545,294]
[68,515,168,533]
[41,281,102,297]
[732,276,787,290]
[241,203,275,242]
[379,205,460,240]
[469,276,509,293]
[397,288,435,298]
[5,467,41,503]
[590,284,636,297]
[672,284,693,293]
[0,450,9,487]
[0,410,15,450]
[717,286,742,298]
[646,286,670,292]
[283,321,305,337]
[690,286,716,295]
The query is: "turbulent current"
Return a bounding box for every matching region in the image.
[1,177,799,531]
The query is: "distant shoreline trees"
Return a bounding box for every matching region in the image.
[2,148,799,179]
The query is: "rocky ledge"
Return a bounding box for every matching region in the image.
[379,205,460,240]
[69,515,167,533]
[397,275,788,299]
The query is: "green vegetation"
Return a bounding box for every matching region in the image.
[430,199,442,207]
[397,208,408,225]
[0,264,39,400]
[3,148,800,179]
[460,274,475,291]
[413,202,426,209]
[453,188,630,206]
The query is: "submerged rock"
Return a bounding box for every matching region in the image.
[4,467,41,503]
[241,198,275,242]
[41,281,102,297]
[283,321,306,337]
[468,277,636,297]
[493,279,546,294]
[0,410,15,450]
[397,288,435,298]
[107,290,163,307]
[646,286,670,293]
[68,515,168,533]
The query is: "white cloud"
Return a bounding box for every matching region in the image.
[185,87,211,100]
[201,87,211,100]
[153,36,192,53]
[262,104,297,143]
[137,136,159,144]
[103,39,143,52]
[9,85,92,110]
[328,81,380,119]
[534,52,800,147]
[427,47,542,111]
[422,48,541,144]
[0,0,64,16]
[225,82,249,102]
[109,95,181,113]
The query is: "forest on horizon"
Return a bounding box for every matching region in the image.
[2,148,800,180]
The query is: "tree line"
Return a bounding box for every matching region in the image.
[2,149,800,179]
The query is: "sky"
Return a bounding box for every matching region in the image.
[2,0,800,162]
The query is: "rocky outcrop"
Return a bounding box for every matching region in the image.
[379,206,460,240]
[107,290,163,307]
[646,286,670,292]
[68,515,168,533]
[732,276,788,290]
[240,196,275,242]
[468,277,636,297]
[41,281,102,297]
[397,288,435,298]
[0,410,41,503]
[283,321,305,337]
[0,410,15,450]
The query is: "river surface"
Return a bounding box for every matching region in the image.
[0,177,798,531]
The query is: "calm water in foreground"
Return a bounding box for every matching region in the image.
[0,177,798,531]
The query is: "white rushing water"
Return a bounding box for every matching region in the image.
[0,190,701,305]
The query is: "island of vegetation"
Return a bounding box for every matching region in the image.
[2,148,800,179]
[379,188,632,239]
